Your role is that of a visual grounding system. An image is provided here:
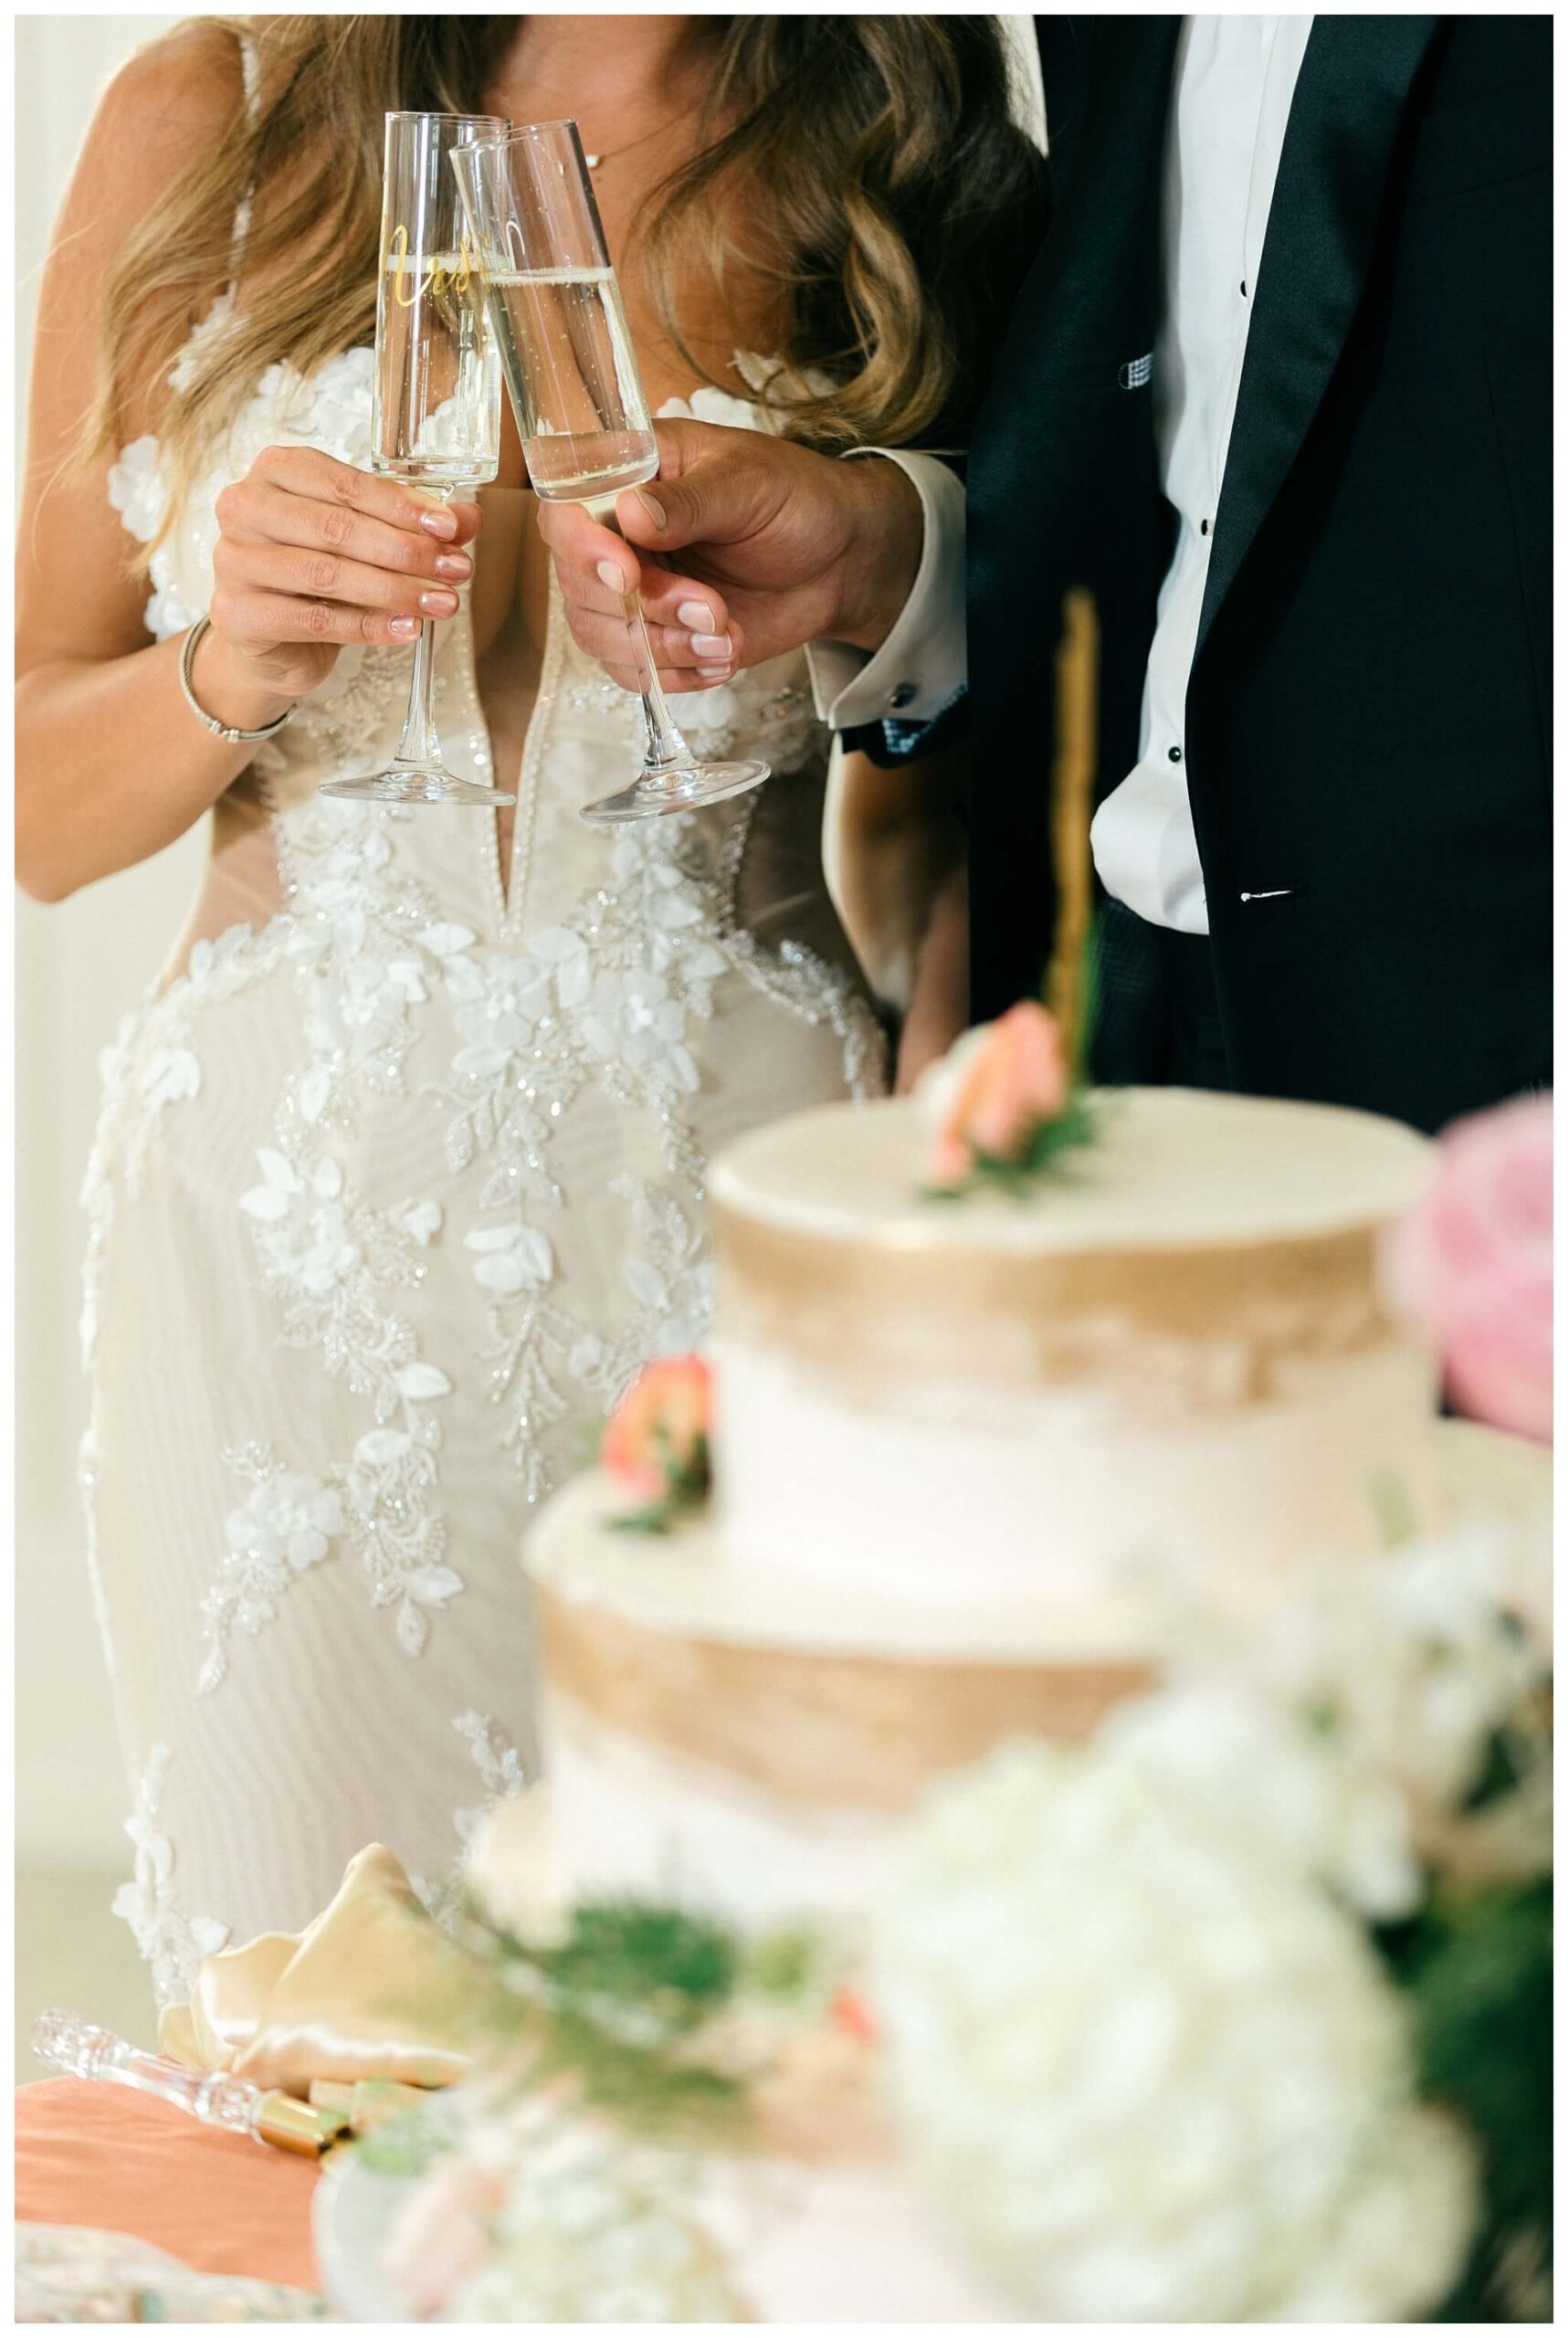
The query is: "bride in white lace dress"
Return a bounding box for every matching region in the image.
[16,16,1045,1995]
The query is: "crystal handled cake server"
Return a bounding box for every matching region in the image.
[33,2008,348,2157]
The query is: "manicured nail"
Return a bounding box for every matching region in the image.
[597,558,630,594]
[416,505,458,539]
[419,588,459,616]
[696,662,732,681]
[690,633,731,661]
[636,490,667,531]
[677,599,715,631]
[389,616,419,638]
[432,552,471,580]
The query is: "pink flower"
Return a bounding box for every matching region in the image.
[601,1353,713,1505]
[922,1002,1071,1187]
[382,2152,509,2318]
[1384,1093,1552,1443]
[832,1987,879,2045]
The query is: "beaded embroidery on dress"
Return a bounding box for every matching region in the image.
[86,312,886,1988]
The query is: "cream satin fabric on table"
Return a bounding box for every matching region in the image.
[160,1846,478,2119]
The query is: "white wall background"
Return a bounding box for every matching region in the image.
[16,14,196,1864]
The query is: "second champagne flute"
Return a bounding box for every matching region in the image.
[452,121,768,826]
[322,111,512,808]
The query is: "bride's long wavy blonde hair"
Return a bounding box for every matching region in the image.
[89,14,1045,546]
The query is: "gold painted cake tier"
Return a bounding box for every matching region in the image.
[710,1088,1436,1399]
[525,1424,1548,1817]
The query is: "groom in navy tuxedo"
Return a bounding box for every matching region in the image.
[542,16,1552,1136]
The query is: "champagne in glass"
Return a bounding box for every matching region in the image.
[453,122,768,827]
[484,265,658,501]
[321,111,512,809]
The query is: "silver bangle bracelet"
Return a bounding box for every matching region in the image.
[179,617,295,744]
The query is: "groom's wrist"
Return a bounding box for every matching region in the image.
[834,456,925,653]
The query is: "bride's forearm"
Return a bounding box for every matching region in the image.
[15,633,283,902]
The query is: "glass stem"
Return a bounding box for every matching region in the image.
[395,486,453,770]
[595,507,691,774]
[625,595,691,773]
[395,617,443,767]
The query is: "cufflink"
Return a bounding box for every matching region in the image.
[889,681,917,712]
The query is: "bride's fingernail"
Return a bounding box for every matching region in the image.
[677,600,715,632]
[417,506,458,539]
[691,633,731,660]
[389,616,419,637]
[636,490,668,531]
[419,588,459,616]
[696,662,732,681]
[596,558,629,593]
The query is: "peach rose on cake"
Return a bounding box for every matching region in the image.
[917,1000,1079,1190]
[601,1353,713,1530]
[1382,1093,1552,1443]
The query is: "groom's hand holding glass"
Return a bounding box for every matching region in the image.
[535,423,927,700]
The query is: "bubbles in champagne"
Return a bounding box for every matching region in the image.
[484,266,659,501]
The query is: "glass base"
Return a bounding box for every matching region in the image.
[579,758,768,827]
[320,764,515,808]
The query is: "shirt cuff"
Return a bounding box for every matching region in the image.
[805,448,968,733]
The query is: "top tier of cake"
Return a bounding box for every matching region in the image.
[707,1087,1436,1613]
[711,1085,1430,1253]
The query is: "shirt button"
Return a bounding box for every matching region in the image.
[1168,745,1184,763]
[1200,518,1211,536]
[1240,279,1248,298]
[888,682,916,712]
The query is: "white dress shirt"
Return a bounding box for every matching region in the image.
[809,16,1315,939]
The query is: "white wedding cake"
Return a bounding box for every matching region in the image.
[520,1082,1536,1933]
[430,1071,1549,2328]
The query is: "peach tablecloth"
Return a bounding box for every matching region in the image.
[16,2078,323,2295]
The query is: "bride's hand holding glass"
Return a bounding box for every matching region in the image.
[203,446,481,727]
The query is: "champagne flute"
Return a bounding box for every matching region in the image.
[451,121,769,826]
[322,111,513,808]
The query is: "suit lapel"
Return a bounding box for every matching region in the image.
[1194,16,1438,666]
[971,18,1179,672]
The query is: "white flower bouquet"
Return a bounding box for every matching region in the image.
[870,1510,1552,2322]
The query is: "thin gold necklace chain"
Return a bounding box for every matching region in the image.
[576,97,702,171]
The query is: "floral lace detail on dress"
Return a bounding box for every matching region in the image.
[110,1743,230,2007]
[452,1711,530,1848]
[431,808,882,1501]
[412,1711,531,1925]
[197,1448,344,1694]
[80,925,287,1374]
[107,326,376,643]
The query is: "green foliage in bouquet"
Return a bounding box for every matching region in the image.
[1386,1880,1552,2322]
[354,2086,471,2181]
[532,1899,740,2020]
[453,1894,841,2143]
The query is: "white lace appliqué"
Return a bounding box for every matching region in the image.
[110,1743,230,2007]
[451,1710,530,1849]
[413,1711,531,1926]
[197,1448,344,1694]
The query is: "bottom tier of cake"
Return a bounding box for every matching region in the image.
[524,1420,1550,1928]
